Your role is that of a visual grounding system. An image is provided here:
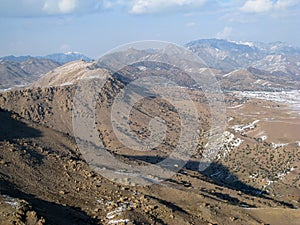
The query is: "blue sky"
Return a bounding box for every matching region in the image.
[0,0,299,58]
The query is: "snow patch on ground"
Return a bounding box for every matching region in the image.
[216,131,244,159]
[275,166,295,180]
[254,79,261,84]
[60,82,73,87]
[231,120,259,135]
[138,66,147,71]
[272,143,288,148]
[222,69,239,78]
[240,90,300,109]
[0,88,12,92]
[260,135,268,141]
[106,202,132,224]
[106,205,126,219]
[108,219,130,224]
[228,104,244,109]
[2,195,20,209]
[228,117,234,122]
[262,179,275,191]
[0,84,28,92]
[82,74,101,80]
[249,173,259,179]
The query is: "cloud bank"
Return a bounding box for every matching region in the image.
[0,0,102,16]
[241,0,299,13]
[129,0,207,14]
[0,0,299,17]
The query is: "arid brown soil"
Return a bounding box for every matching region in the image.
[0,63,299,224]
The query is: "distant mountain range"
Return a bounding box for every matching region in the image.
[1,39,300,91]
[186,39,300,78]
[0,52,93,90]
[0,58,61,90]
[0,52,94,64]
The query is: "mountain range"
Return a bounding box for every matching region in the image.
[0,52,93,64]
[0,58,61,90]
[1,39,300,224]
[1,39,300,91]
[0,52,93,90]
[186,39,300,78]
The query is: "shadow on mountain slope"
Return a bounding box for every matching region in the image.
[0,108,42,141]
[123,154,263,194]
[0,178,98,225]
[0,108,47,165]
[121,154,296,208]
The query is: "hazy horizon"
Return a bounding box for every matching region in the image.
[1,37,300,60]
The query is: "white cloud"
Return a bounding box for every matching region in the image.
[216,26,233,39]
[43,0,59,14]
[0,0,100,17]
[59,0,77,13]
[275,0,298,10]
[0,0,298,17]
[43,0,83,15]
[241,0,273,13]
[129,0,207,14]
[241,0,300,13]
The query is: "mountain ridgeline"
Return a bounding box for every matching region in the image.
[1,39,300,92]
[0,52,93,90]
[1,39,300,224]
[186,39,300,78]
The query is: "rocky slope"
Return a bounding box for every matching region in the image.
[0,57,299,224]
[1,87,299,225]
[0,58,61,90]
[1,42,300,224]
[32,60,109,88]
[217,67,300,91]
